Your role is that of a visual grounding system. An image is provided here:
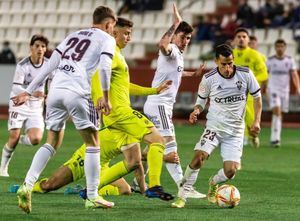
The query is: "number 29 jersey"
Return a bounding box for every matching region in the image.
[52,28,116,97]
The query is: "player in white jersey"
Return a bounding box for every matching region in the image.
[172,44,262,208]
[267,39,300,147]
[0,35,50,177]
[12,6,117,213]
[143,3,205,198]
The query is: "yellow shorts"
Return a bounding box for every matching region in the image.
[105,108,154,141]
[64,128,139,181]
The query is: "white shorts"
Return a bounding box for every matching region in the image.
[269,91,289,113]
[7,111,44,131]
[45,89,98,131]
[143,102,175,137]
[194,128,243,163]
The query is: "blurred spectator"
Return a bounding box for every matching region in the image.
[271,0,285,27]
[0,41,16,64]
[118,0,164,15]
[290,0,300,29]
[236,0,254,28]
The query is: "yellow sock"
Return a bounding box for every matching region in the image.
[99,161,129,189]
[147,143,164,188]
[32,178,48,193]
[98,185,120,196]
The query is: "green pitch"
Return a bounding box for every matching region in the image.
[0,120,299,221]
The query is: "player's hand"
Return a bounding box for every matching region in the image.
[156,80,172,94]
[163,151,180,164]
[189,108,201,124]
[173,3,182,25]
[194,62,206,77]
[249,121,261,137]
[97,97,112,116]
[31,91,45,98]
[11,92,30,106]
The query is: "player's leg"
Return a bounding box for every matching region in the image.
[19,114,44,146]
[269,92,282,147]
[172,128,218,208]
[0,128,21,177]
[99,178,131,196]
[33,165,73,193]
[208,135,243,204]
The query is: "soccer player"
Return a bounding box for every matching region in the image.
[248,35,267,62]
[171,44,262,208]
[90,16,174,201]
[267,39,300,147]
[233,28,268,148]
[0,35,50,177]
[12,6,117,213]
[143,4,205,198]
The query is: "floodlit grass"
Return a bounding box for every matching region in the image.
[0,120,299,221]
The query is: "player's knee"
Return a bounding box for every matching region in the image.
[30,136,42,145]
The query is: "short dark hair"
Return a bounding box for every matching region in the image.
[30,34,49,47]
[93,6,117,24]
[175,21,193,35]
[116,17,133,28]
[275,38,286,46]
[215,44,233,58]
[234,27,249,37]
[249,35,257,41]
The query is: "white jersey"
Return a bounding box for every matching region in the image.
[51,28,116,97]
[196,66,261,136]
[266,55,297,94]
[146,44,184,106]
[9,57,50,115]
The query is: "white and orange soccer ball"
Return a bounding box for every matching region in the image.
[216,184,240,208]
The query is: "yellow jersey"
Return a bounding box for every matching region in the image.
[233,47,268,85]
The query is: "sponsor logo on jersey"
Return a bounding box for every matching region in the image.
[214,94,246,104]
[59,65,75,73]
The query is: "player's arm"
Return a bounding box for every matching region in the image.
[189,78,209,124]
[129,80,172,96]
[248,71,262,137]
[290,70,300,95]
[98,37,116,115]
[253,53,268,85]
[11,50,61,105]
[158,3,182,56]
[182,63,206,78]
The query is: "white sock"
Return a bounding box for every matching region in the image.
[85,146,100,199]
[212,168,228,185]
[181,165,200,188]
[24,143,56,190]
[0,144,14,171]
[164,141,183,186]
[271,115,281,142]
[19,135,33,146]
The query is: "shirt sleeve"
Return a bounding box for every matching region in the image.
[290,58,297,71]
[248,70,261,98]
[12,64,25,85]
[195,77,209,109]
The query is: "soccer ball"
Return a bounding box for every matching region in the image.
[216,184,240,208]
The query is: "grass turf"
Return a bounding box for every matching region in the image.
[0,120,299,221]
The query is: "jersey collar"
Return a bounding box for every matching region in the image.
[217,65,236,79]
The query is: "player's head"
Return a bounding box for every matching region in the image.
[113,17,133,49]
[172,21,193,52]
[274,39,286,57]
[93,6,117,35]
[234,27,249,49]
[215,44,234,78]
[249,35,258,50]
[29,34,49,60]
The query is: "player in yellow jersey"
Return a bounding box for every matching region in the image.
[99,17,173,201]
[233,28,268,148]
[31,71,171,196]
